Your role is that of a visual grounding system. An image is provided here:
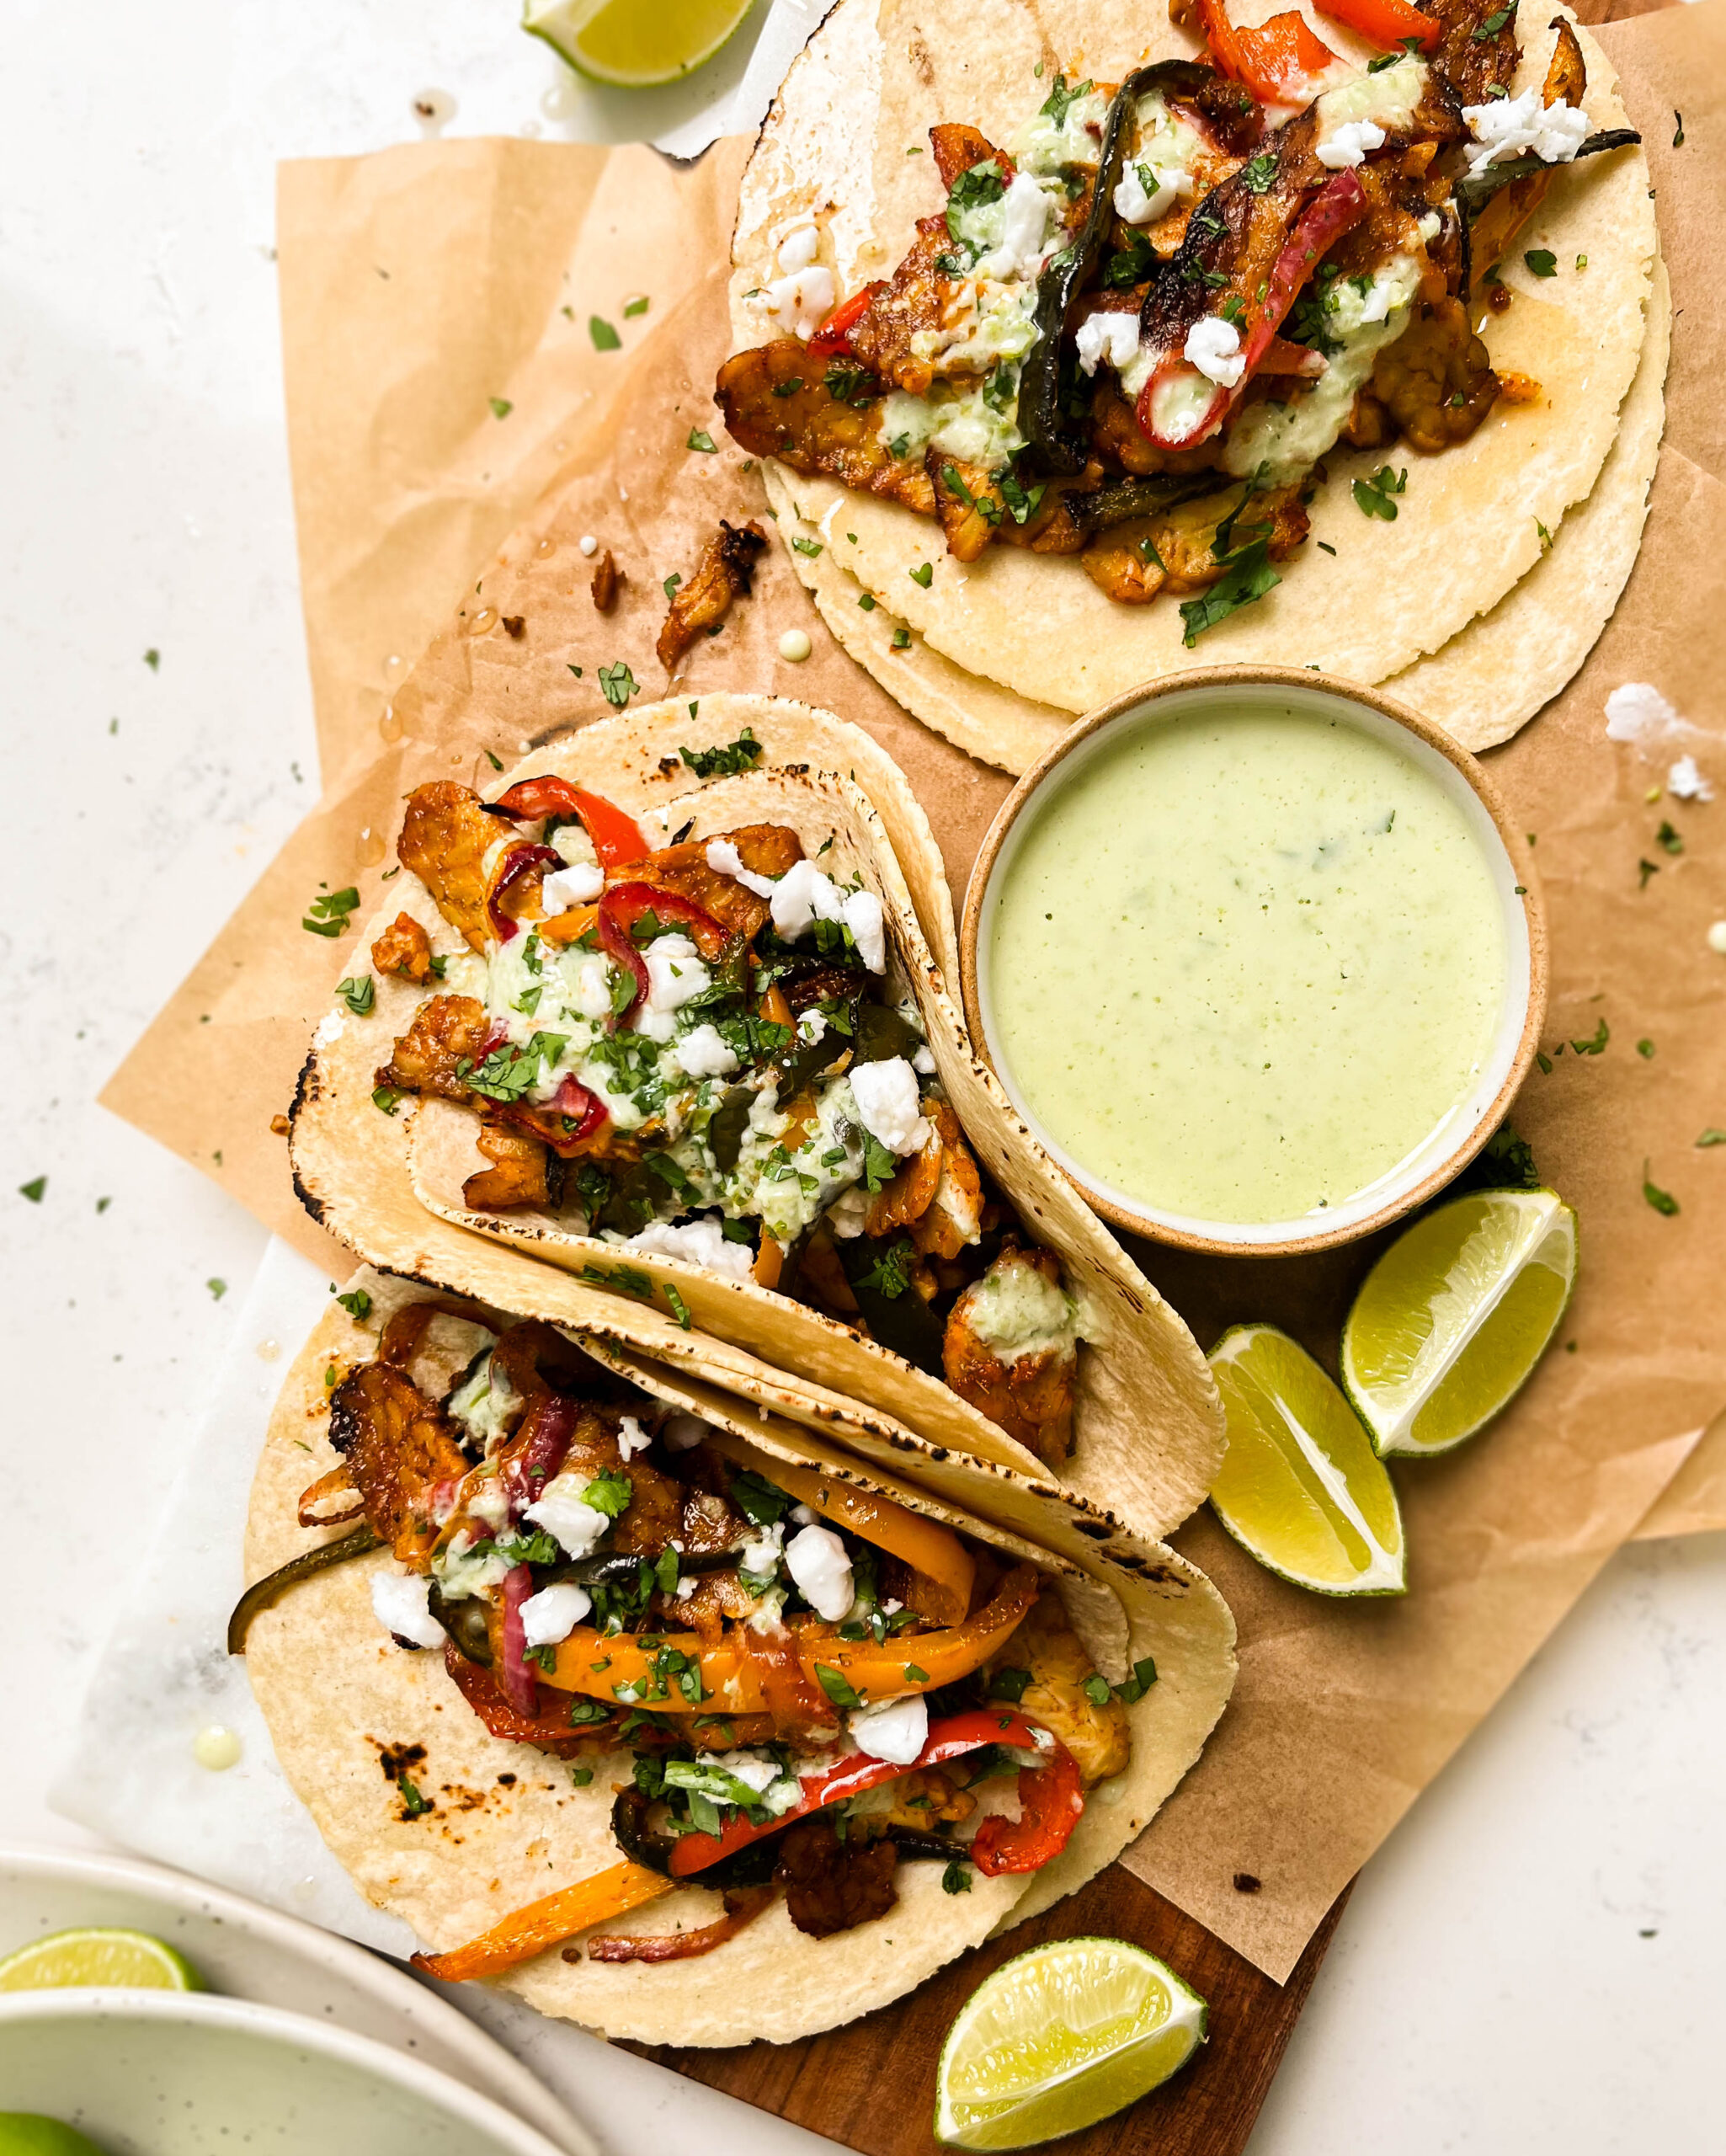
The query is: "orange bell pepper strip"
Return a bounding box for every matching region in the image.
[537,1562,1039,1710]
[704,1433,978,1625]
[411,1860,673,1982]
[1312,0,1438,54]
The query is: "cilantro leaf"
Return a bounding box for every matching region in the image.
[1179,537,1280,648]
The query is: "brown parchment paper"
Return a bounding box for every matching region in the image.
[101,1,1726,1982]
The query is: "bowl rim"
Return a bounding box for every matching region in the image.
[0,1841,592,2155]
[958,664,1549,1258]
[0,1987,577,2154]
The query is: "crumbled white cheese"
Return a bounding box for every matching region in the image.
[644,934,709,1014]
[1708,921,1726,956]
[663,1413,713,1451]
[370,1569,445,1649]
[714,1748,783,1796]
[972,171,1053,282]
[763,264,837,340]
[579,534,599,557]
[1184,315,1246,387]
[850,1056,931,1155]
[770,857,848,941]
[850,1693,929,1766]
[523,1473,612,1559]
[1668,755,1713,802]
[1075,311,1142,378]
[913,1044,936,1075]
[738,1519,786,1578]
[779,224,821,274]
[673,1022,740,1079]
[1605,681,1686,743]
[826,1185,870,1239]
[705,837,778,897]
[790,1502,820,1526]
[843,887,887,972]
[674,1576,699,1598]
[1316,117,1386,169]
[570,952,614,1023]
[797,1009,828,1045]
[626,1214,756,1279]
[1113,160,1191,227]
[519,1580,592,1647]
[1462,89,1590,175]
[541,862,604,913]
[785,1523,855,1620]
[616,1415,653,1460]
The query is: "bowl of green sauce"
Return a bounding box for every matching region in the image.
[961,669,1547,1257]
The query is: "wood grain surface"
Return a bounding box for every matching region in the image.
[631,0,1659,2144]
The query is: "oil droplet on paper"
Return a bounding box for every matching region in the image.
[541,77,579,122]
[413,88,456,136]
[255,1338,280,1363]
[469,607,499,636]
[536,536,557,558]
[194,1726,242,1772]
[379,703,403,744]
[356,826,386,867]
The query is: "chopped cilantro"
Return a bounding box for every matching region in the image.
[1352,466,1407,520]
[1038,73,1094,127]
[143,648,161,670]
[858,1236,916,1299]
[730,1469,792,1526]
[1657,819,1683,856]
[988,1667,1032,1703]
[945,159,1006,248]
[903,1663,931,1684]
[582,1469,634,1519]
[18,1177,45,1203]
[1696,1129,1726,1148]
[1081,1674,1111,1707]
[335,1288,373,1321]
[1473,2,1515,35]
[570,1766,594,1786]
[624,295,650,318]
[590,315,621,351]
[302,885,361,938]
[1116,1655,1159,1705]
[680,728,764,778]
[488,396,513,419]
[664,1284,693,1331]
[1643,1161,1680,1216]
[1179,537,1279,647]
[686,429,717,453]
[335,974,376,1017]
[772,376,805,398]
[908,562,934,587]
[466,1033,570,1102]
[205,1277,226,1299]
[791,535,823,557]
[942,1862,972,1894]
[815,1663,862,1709]
[397,1775,430,1818]
[1524,249,1558,279]
[824,361,872,405]
[1570,1017,1608,1056]
[598,660,639,708]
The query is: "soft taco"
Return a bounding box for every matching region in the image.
[236,1273,1236,2043]
[290,696,1225,1539]
[719,0,1655,766]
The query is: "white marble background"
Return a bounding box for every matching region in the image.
[3,1,1722,2148]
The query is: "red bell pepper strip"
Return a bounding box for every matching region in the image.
[499,1563,540,1719]
[1137,168,1368,450]
[1313,0,1438,55]
[492,777,649,870]
[498,1074,609,1158]
[499,1396,578,1518]
[597,880,733,1028]
[970,1741,1086,1876]
[807,284,882,357]
[1236,10,1340,102]
[487,843,559,946]
[668,1710,1078,1878]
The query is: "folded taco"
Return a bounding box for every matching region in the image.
[290,696,1224,1538]
[237,1273,1235,2043]
[720,0,1654,761]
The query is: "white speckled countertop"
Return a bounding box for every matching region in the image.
[2,3,1722,2149]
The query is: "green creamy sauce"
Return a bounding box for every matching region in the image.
[988,709,1508,1225]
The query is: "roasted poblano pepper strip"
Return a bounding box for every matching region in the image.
[1065,472,1233,536]
[1016,61,1217,475]
[1454,128,1639,294]
[226,1524,383,1654]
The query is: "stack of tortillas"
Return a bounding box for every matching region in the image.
[729,0,1665,771]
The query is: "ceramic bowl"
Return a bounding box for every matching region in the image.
[960,667,1547,1257]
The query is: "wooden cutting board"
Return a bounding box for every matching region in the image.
[636,1875,1350,2154]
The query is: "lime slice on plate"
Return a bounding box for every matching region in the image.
[934,1936,1206,2149]
[0,2119,113,2156]
[1341,1187,1577,1458]
[1208,1324,1406,1596]
[0,1927,204,1993]
[523,0,758,87]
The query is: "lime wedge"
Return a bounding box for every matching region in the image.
[1208,1325,1406,1596]
[523,0,758,87]
[1341,1187,1577,1458]
[934,1936,1206,2149]
[0,1928,204,1993]
[0,2119,113,2156]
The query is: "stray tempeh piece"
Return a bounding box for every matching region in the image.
[656,519,770,670]
[591,549,624,612]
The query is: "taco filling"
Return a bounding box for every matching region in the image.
[717,0,1638,622]
[238,1299,1143,1977]
[368,771,1089,1466]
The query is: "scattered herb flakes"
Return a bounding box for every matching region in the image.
[623,296,651,318]
[1672,111,1684,149]
[336,1288,374,1321]
[1638,857,1659,889]
[686,429,717,453]
[143,648,160,670]
[1642,1161,1680,1216]
[814,1663,862,1710]
[662,572,684,604]
[372,1084,403,1115]
[483,747,503,771]
[598,661,639,708]
[1536,1050,1553,1075]
[567,663,583,678]
[1657,819,1683,856]
[908,562,935,587]
[903,1662,931,1684]
[19,1177,46,1203]
[891,625,911,648]
[664,1284,693,1331]
[857,592,876,610]
[207,1277,228,1300]
[1352,465,1407,520]
[988,1667,1032,1703]
[791,536,823,558]
[398,1775,431,1818]
[1115,1655,1159,1705]
[302,885,361,938]
[1536,519,1554,553]
[680,728,763,779]
[1081,1674,1111,1707]
[590,315,621,351]
[1179,538,1280,647]
[941,1862,972,1894]
[1472,1,1515,35]
[1637,1038,1655,1059]
[96,1196,111,1214]
[1570,1017,1609,1056]
[1695,1129,1726,1148]
[1317,539,1337,555]
[488,396,514,419]
[570,1766,594,1787]
[1524,249,1558,278]
[335,974,376,1017]
[1576,253,1588,270]
[1240,151,1278,192]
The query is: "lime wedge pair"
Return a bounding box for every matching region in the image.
[935,1938,1206,2148]
[0,1929,203,1993]
[524,0,757,87]
[1210,1188,1576,1596]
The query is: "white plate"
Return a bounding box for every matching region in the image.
[0,1844,594,2156]
[0,1989,580,2153]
